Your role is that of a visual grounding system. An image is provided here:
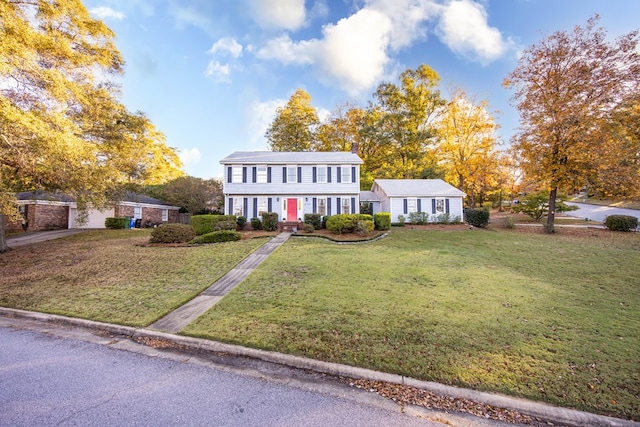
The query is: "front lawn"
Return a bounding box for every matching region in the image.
[0,229,269,326]
[183,227,640,420]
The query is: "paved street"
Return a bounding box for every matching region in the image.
[0,323,493,427]
[565,202,640,223]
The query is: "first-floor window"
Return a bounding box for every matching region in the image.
[436,199,445,213]
[161,209,168,221]
[257,197,268,215]
[407,198,417,213]
[317,198,327,215]
[233,200,243,216]
[341,197,350,214]
[133,206,142,219]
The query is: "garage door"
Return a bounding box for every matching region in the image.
[69,208,115,229]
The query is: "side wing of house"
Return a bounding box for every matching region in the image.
[220,152,363,221]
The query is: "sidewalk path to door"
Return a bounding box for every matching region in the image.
[150,232,291,333]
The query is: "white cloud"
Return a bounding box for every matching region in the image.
[204,61,231,83]
[249,0,306,31]
[246,98,287,147]
[208,37,243,58]
[257,34,318,65]
[436,0,510,64]
[179,147,202,166]
[90,6,126,20]
[365,0,440,50]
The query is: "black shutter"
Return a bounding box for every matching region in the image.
[242,167,247,183]
[403,198,408,215]
[253,198,257,218]
[252,167,257,183]
[327,167,332,183]
[228,197,233,215]
[445,199,450,214]
[337,167,341,183]
[268,197,272,212]
[312,167,317,183]
[267,167,272,183]
[243,198,248,216]
[417,199,422,212]
[432,199,436,214]
[337,197,341,214]
[327,198,332,215]
[351,197,356,214]
[352,166,356,183]
[282,167,287,183]
[297,166,302,183]
[227,167,232,183]
[312,197,317,213]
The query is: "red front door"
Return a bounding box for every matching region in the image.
[287,198,298,221]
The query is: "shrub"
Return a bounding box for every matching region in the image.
[262,212,278,231]
[503,216,516,229]
[322,215,330,229]
[326,215,354,234]
[302,223,315,233]
[396,215,406,226]
[604,215,638,232]
[250,217,262,230]
[105,217,130,229]
[189,230,241,244]
[512,190,577,221]
[355,219,374,235]
[464,208,490,228]
[236,215,246,230]
[149,224,196,243]
[374,212,391,230]
[408,211,428,225]
[214,220,236,231]
[435,213,461,224]
[191,214,236,235]
[304,213,322,230]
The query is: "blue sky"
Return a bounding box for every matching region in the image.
[84,0,640,180]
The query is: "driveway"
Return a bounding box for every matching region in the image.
[565,202,640,223]
[6,229,86,249]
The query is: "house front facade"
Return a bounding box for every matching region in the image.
[371,179,466,223]
[220,151,363,222]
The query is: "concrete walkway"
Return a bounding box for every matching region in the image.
[149,232,291,333]
[6,229,86,248]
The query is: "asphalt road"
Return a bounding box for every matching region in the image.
[0,324,492,427]
[565,202,640,223]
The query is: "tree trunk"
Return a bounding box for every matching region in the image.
[0,215,8,253]
[545,188,557,233]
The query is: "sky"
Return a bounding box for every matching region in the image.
[83,0,640,180]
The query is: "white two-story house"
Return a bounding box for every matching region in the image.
[220,151,363,221]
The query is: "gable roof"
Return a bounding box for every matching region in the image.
[17,191,176,208]
[220,151,363,165]
[372,179,466,198]
[359,191,380,202]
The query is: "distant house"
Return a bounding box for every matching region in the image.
[5,191,180,232]
[370,179,466,223]
[220,151,363,222]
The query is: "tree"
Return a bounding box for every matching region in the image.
[513,190,577,222]
[266,89,320,151]
[152,176,223,215]
[372,65,446,179]
[0,0,183,251]
[504,16,640,232]
[437,88,500,207]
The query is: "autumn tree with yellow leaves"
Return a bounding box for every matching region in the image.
[266,89,320,152]
[504,16,640,232]
[0,0,182,251]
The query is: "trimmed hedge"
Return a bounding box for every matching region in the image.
[262,212,279,231]
[236,216,246,230]
[374,212,391,230]
[191,214,236,235]
[604,215,638,232]
[250,217,262,230]
[149,224,196,243]
[189,230,241,244]
[464,208,490,228]
[304,213,322,230]
[326,214,373,234]
[105,217,130,229]
[214,220,236,231]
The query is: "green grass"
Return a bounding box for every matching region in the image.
[183,228,640,420]
[0,229,269,326]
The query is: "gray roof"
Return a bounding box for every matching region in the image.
[359,191,380,202]
[18,190,175,207]
[220,151,363,165]
[122,191,173,206]
[373,179,466,198]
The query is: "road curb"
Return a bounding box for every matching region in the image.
[1,307,638,427]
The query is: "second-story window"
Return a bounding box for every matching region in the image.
[232,166,243,183]
[341,165,351,183]
[287,166,297,183]
[316,166,327,183]
[256,166,267,183]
